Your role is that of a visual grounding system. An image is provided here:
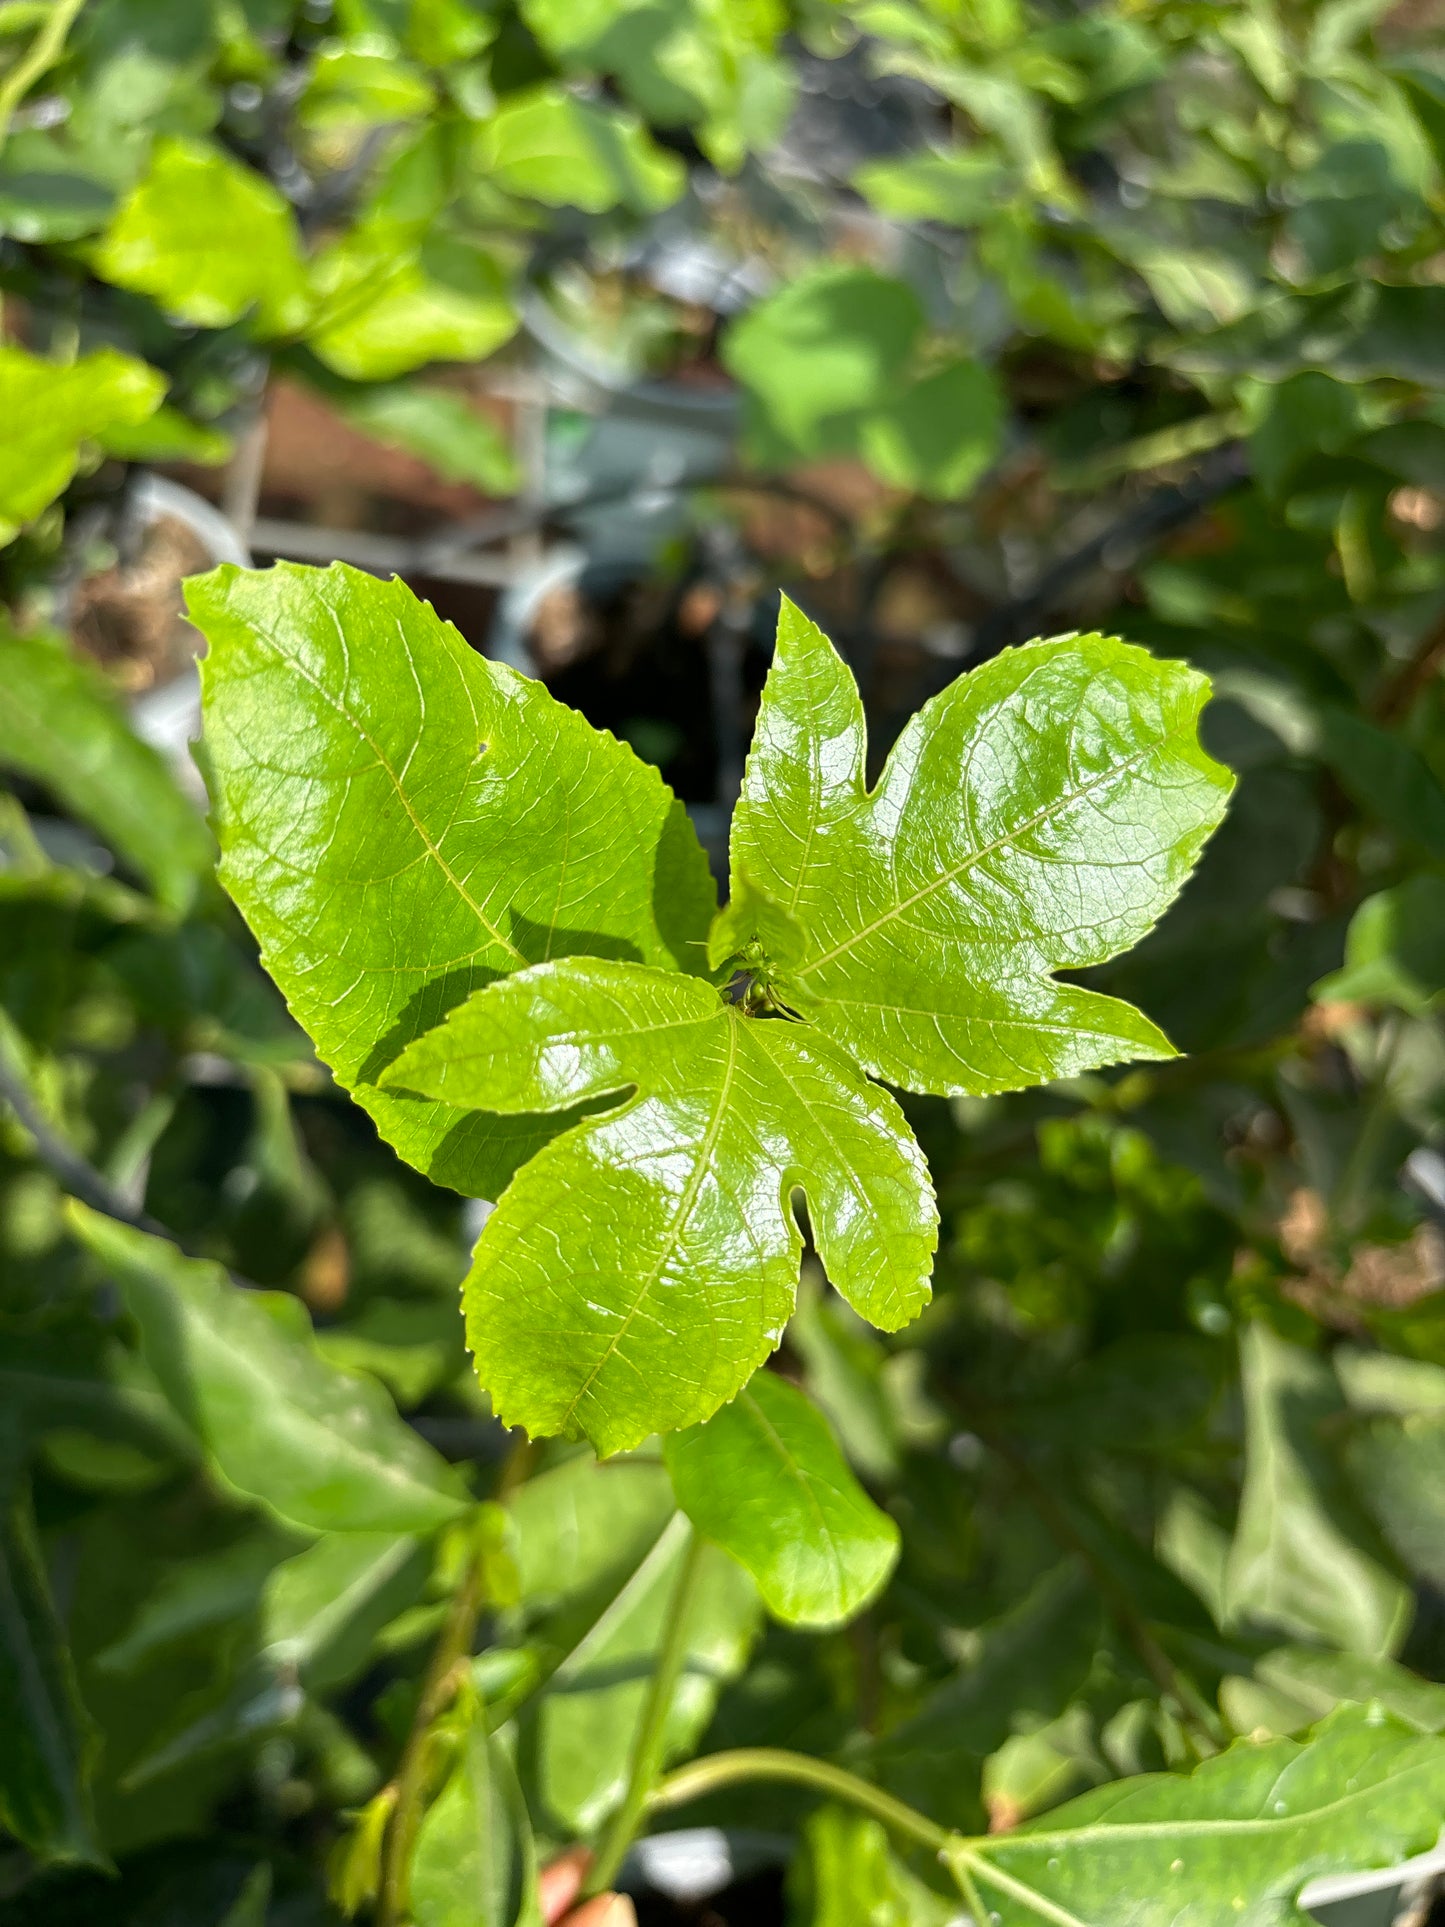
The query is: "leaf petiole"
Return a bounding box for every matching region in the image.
[648,1745,956,1858]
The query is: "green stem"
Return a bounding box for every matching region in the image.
[649,1747,955,1858]
[0,0,85,156]
[585,1523,707,1896]
[375,1537,491,1927]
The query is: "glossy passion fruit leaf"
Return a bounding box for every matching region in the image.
[384,958,936,1453]
[723,598,1234,1096]
[187,561,715,1204]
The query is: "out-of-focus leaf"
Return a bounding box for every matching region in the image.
[475,85,685,213]
[0,345,164,544]
[1244,371,1364,499]
[94,137,311,335]
[0,1459,103,1865]
[306,229,517,382]
[67,1205,466,1535]
[853,148,1008,223]
[1221,1644,1445,1739]
[1318,708,1445,857]
[188,560,715,1206]
[1346,1402,1445,1593]
[530,1509,760,1833]
[262,1530,430,1691]
[860,355,1003,500]
[411,1687,542,1927]
[724,265,923,455]
[1313,875,1445,1013]
[0,623,212,913]
[869,1562,1104,1833]
[0,160,114,242]
[98,403,234,466]
[789,1803,956,1927]
[336,381,520,493]
[664,1372,899,1628]
[1223,1324,1408,1657]
[299,44,434,133]
[722,599,1232,1095]
[95,1529,295,1676]
[949,1706,1445,1926]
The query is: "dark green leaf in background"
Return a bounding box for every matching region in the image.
[67,1205,465,1535]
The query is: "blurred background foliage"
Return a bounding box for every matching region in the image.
[3,0,1445,1920]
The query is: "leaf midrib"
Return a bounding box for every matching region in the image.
[249,601,526,968]
[791,717,1191,981]
[736,1387,846,1615]
[556,1012,741,1435]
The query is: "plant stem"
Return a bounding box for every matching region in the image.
[375,1536,491,1927]
[0,0,86,155]
[584,1523,707,1896]
[650,1747,955,1858]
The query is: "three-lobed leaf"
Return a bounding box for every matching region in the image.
[663,1370,900,1628]
[721,598,1233,1096]
[191,565,1229,1453]
[385,959,935,1453]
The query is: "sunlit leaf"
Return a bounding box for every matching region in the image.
[0,622,212,913]
[385,957,936,1452]
[188,561,715,1204]
[664,1371,899,1627]
[94,137,311,335]
[949,1706,1445,1927]
[0,345,164,545]
[722,598,1232,1096]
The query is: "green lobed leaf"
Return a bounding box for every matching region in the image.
[664,1371,899,1628]
[723,599,1233,1096]
[0,344,164,544]
[384,957,936,1453]
[66,1204,465,1536]
[93,136,311,335]
[0,622,213,913]
[948,1705,1445,1927]
[188,560,716,1204]
[0,1459,104,1866]
[410,1688,542,1927]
